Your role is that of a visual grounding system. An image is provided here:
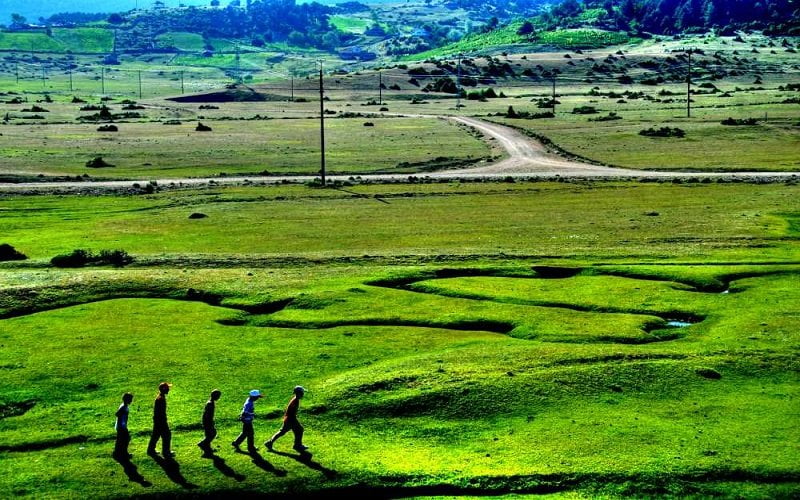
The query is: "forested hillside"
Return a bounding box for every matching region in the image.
[543,0,800,35]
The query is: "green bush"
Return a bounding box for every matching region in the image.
[721,117,759,126]
[639,127,686,138]
[51,249,134,268]
[0,244,27,261]
[572,105,599,114]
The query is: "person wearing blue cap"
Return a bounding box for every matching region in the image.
[232,389,262,453]
[265,386,307,453]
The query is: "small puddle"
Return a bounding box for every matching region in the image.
[666,320,693,328]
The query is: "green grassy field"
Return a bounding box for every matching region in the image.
[0,28,113,53]
[329,15,371,34]
[0,117,490,178]
[0,181,799,498]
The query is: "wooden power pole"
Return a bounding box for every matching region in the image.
[319,62,326,187]
[686,49,692,118]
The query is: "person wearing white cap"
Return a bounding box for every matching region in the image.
[232,389,262,453]
[265,386,307,453]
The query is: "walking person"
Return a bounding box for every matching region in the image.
[232,389,262,453]
[198,389,221,455]
[265,386,308,453]
[147,382,173,458]
[113,392,134,460]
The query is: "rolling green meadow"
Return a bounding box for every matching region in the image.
[1,181,800,497]
[0,15,799,499]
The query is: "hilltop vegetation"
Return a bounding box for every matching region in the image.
[540,0,800,35]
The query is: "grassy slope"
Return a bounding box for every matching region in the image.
[406,26,630,60]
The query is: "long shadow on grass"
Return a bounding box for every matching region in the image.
[248,450,288,477]
[270,450,337,479]
[201,451,246,482]
[150,454,198,489]
[113,456,152,487]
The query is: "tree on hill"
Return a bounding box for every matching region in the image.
[517,21,535,36]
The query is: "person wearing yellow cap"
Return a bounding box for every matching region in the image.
[232,389,262,453]
[265,386,308,453]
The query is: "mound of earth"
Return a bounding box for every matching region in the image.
[168,85,282,103]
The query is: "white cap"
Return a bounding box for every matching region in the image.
[249,389,262,397]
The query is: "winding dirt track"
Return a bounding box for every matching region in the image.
[0,116,797,192]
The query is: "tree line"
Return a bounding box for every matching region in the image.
[542,0,800,35]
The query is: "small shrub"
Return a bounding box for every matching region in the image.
[21,105,49,113]
[639,127,685,138]
[363,122,375,127]
[572,105,598,114]
[721,117,758,126]
[97,124,118,132]
[86,157,115,168]
[51,249,133,268]
[196,122,213,132]
[588,112,622,122]
[0,243,27,261]
[51,249,93,268]
[99,249,134,268]
[188,213,208,219]
[695,368,722,380]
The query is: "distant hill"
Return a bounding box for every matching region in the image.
[0,2,205,25]
[0,0,394,27]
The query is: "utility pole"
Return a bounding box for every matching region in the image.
[551,75,557,114]
[686,48,692,118]
[235,43,241,83]
[180,70,185,94]
[290,75,294,102]
[68,67,73,92]
[15,61,19,85]
[101,66,106,95]
[319,61,326,187]
[456,54,462,110]
[41,65,46,88]
[378,70,382,105]
[138,70,143,99]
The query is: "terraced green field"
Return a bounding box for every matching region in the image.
[1,181,799,497]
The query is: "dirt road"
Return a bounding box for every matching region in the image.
[0,117,796,192]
